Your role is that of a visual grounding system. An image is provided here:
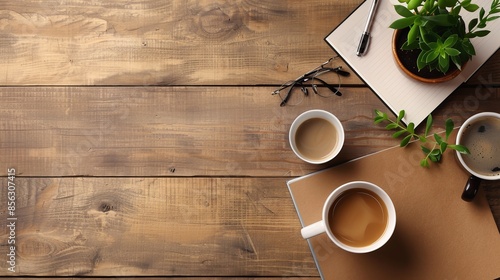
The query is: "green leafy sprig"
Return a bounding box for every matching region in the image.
[374,109,470,167]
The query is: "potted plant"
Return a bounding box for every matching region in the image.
[389,0,500,83]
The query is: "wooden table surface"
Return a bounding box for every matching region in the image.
[1,0,499,278]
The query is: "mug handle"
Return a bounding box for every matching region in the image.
[461,175,482,202]
[301,221,326,239]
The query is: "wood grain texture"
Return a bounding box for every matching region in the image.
[0,0,358,85]
[0,177,317,276]
[1,0,498,86]
[0,86,382,177]
[0,87,498,177]
[1,0,499,278]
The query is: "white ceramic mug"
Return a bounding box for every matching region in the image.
[289,109,345,164]
[456,112,500,201]
[301,181,396,253]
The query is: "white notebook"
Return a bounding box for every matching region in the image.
[325,0,500,126]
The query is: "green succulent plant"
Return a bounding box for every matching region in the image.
[390,0,500,74]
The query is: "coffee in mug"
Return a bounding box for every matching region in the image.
[329,188,388,247]
[295,117,338,161]
[289,110,344,164]
[458,116,500,177]
[301,181,396,253]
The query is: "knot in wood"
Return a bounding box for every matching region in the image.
[99,202,114,213]
[194,6,242,39]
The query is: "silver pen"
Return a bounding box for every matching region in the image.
[356,0,380,56]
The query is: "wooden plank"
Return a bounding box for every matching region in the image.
[468,50,500,85]
[1,86,499,177]
[1,0,498,86]
[0,86,385,177]
[0,177,318,277]
[0,0,360,86]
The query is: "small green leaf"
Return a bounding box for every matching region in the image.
[417,49,433,70]
[474,30,491,37]
[407,122,415,134]
[434,133,443,144]
[468,18,478,31]
[408,0,424,10]
[463,3,479,12]
[429,154,438,162]
[401,134,412,147]
[374,110,389,124]
[431,149,441,156]
[451,5,462,16]
[429,149,442,162]
[445,118,454,141]
[458,17,466,37]
[438,54,450,73]
[397,110,405,124]
[374,116,385,124]
[423,14,455,26]
[436,153,442,162]
[428,41,438,49]
[414,16,423,26]
[462,40,476,55]
[443,0,457,7]
[423,0,433,12]
[390,16,418,29]
[440,141,448,152]
[393,130,407,138]
[487,15,500,21]
[395,5,415,17]
[426,50,440,63]
[420,158,430,167]
[386,123,399,130]
[448,144,470,154]
[425,114,433,137]
[402,40,419,50]
[445,48,460,56]
[419,41,431,51]
[421,145,431,154]
[466,32,477,39]
[440,47,447,59]
[443,34,458,47]
[408,24,420,45]
[375,109,387,119]
[451,55,463,70]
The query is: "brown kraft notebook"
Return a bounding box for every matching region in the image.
[288,132,500,279]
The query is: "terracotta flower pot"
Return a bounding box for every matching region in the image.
[392,28,464,83]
